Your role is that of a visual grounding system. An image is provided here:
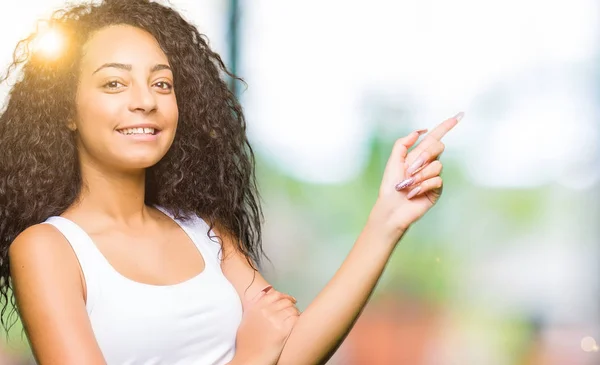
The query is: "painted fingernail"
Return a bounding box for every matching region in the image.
[406,186,421,199]
[415,129,428,135]
[261,285,273,293]
[453,112,464,122]
[406,157,424,176]
[395,177,414,191]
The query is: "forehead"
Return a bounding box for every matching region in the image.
[80,25,169,70]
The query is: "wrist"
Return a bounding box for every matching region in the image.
[368,199,409,244]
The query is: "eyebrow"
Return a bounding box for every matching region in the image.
[92,63,172,75]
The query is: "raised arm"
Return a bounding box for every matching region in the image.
[223,114,461,365]
[9,224,106,365]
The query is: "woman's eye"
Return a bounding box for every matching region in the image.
[154,81,173,91]
[103,81,124,90]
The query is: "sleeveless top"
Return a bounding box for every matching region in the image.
[42,206,243,365]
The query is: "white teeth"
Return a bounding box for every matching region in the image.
[118,127,156,135]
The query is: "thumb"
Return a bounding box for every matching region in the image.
[382,129,427,186]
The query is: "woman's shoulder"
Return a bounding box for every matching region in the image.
[10,223,83,292]
[10,224,98,362]
[10,223,66,261]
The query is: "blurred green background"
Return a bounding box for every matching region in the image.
[1,0,599,364]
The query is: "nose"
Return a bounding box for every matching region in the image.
[128,82,157,114]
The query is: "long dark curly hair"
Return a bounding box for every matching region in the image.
[0,0,263,330]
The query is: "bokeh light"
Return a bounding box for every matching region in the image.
[581,336,598,352]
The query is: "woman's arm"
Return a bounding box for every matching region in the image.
[10,224,107,365]
[223,115,460,365]
[222,215,398,365]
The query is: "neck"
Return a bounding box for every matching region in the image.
[72,156,151,226]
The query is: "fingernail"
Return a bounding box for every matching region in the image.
[453,112,464,122]
[406,186,421,199]
[261,285,273,293]
[415,129,428,135]
[395,177,414,191]
[406,157,424,176]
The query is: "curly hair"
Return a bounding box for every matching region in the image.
[0,0,263,331]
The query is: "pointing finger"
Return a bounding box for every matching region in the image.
[426,112,463,141]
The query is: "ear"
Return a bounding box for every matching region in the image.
[66,119,77,132]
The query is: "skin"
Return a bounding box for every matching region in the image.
[9,23,460,365]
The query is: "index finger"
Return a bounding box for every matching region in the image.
[427,112,463,140]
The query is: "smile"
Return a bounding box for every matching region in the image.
[117,127,157,135]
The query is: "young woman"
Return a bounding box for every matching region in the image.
[0,0,461,364]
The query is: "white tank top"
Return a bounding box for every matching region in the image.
[42,207,242,365]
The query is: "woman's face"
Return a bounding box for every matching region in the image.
[74,24,178,172]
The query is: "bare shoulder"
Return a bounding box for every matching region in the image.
[9,222,86,304]
[10,222,84,299]
[10,223,105,364]
[10,223,69,261]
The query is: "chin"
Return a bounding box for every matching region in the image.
[115,153,166,171]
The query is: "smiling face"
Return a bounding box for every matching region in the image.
[74,24,178,172]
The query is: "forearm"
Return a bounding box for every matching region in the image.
[277,212,403,365]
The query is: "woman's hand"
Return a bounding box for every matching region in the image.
[370,112,462,242]
[233,286,300,365]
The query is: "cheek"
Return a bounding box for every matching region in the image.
[159,96,179,132]
[76,92,123,131]
[171,107,179,130]
[165,95,179,123]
